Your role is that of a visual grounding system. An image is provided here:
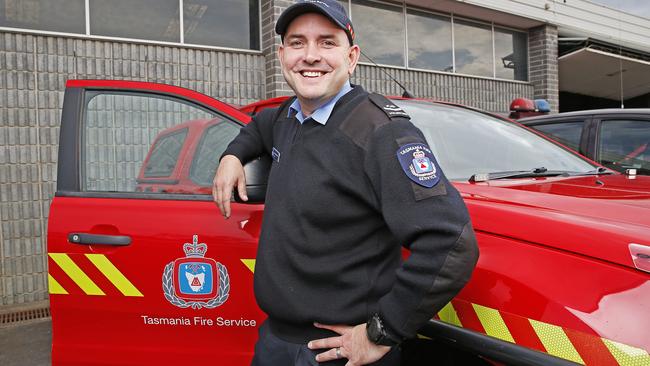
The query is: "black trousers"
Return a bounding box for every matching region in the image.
[251,321,401,366]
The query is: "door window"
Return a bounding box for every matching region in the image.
[83,92,229,193]
[599,119,650,175]
[532,121,584,152]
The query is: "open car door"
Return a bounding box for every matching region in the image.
[48,80,263,365]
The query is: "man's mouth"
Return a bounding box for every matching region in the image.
[300,71,325,78]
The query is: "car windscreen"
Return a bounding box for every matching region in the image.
[395,100,598,181]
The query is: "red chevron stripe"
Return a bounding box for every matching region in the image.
[451,299,486,334]
[500,311,546,353]
[563,328,619,366]
[448,300,626,366]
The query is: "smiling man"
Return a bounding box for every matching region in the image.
[213,1,478,365]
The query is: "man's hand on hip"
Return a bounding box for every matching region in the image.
[308,322,391,366]
[212,155,247,218]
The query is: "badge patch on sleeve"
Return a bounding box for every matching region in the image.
[396,143,440,187]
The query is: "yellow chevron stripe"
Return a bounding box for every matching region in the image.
[47,274,68,294]
[86,254,143,297]
[529,319,585,365]
[602,339,650,366]
[241,259,256,273]
[472,303,515,343]
[48,253,105,296]
[437,302,462,327]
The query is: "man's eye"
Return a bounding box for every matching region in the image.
[290,40,304,47]
[323,40,336,47]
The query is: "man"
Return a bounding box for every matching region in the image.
[213,1,478,365]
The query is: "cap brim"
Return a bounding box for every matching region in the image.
[275,3,348,38]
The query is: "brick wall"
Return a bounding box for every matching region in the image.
[529,24,559,113]
[0,0,541,308]
[0,31,265,306]
[352,65,534,113]
[262,0,294,98]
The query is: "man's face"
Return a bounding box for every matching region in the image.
[279,13,360,114]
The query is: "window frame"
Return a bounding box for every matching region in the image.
[78,89,235,195]
[350,0,407,68]
[0,0,263,53]
[343,0,530,82]
[405,7,453,73]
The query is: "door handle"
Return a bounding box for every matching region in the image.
[68,233,132,246]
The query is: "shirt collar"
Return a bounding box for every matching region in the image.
[288,82,353,125]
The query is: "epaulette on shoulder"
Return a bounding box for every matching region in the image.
[368,93,410,120]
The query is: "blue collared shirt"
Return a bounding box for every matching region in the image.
[288,82,353,125]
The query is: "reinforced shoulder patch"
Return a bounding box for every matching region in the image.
[368,93,410,120]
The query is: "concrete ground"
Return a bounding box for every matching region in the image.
[0,318,52,366]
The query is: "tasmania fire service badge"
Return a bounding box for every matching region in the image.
[162,235,229,309]
[397,143,440,188]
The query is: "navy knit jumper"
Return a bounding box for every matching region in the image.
[222,85,478,344]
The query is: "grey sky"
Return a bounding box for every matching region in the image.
[590,0,650,19]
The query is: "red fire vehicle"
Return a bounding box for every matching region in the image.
[48,80,650,366]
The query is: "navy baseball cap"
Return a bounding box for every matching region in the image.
[275,0,355,45]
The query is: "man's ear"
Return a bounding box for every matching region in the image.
[278,44,284,63]
[347,44,361,75]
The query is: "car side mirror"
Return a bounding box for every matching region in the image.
[235,155,271,203]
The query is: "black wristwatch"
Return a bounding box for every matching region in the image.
[366,313,401,346]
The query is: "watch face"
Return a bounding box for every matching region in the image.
[367,315,383,343]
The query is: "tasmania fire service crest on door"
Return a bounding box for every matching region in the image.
[163,235,230,309]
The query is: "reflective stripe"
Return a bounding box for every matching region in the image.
[472,303,515,343]
[48,253,105,296]
[48,274,68,294]
[529,319,585,365]
[241,259,256,273]
[602,339,650,366]
[86,254,143,297]
[435,298,648,366]
[438,302,462,327]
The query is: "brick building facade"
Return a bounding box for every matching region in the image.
[1,0,648,308]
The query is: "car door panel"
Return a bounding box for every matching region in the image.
[48,80,263,365]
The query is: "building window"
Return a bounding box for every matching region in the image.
[0,0,85,33]
[351,0,404,67]
[183,0,259,49]
[1,0,260,51]
[90,0,180,42]
[453,19,493,78]
[343,0,529,81]
[407,9,452,72]
[495,27,528,81]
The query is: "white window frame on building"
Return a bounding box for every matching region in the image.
[340,0,529,82]
[0,0,263,53]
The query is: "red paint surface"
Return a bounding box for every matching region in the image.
[49,81,650,365]
[564,328,620,366]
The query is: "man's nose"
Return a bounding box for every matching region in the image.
[303,43,321,64]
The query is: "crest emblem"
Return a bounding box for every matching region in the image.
[162,235,229,309]
[396,143,440,188]
[412,149,434,174]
